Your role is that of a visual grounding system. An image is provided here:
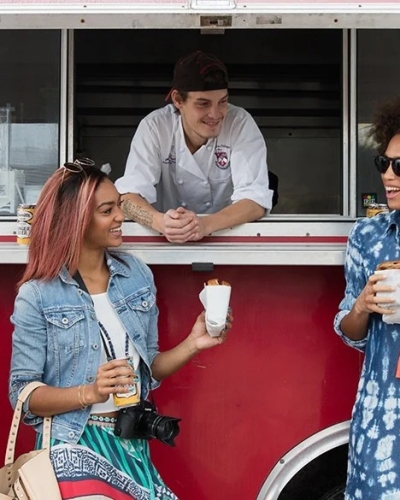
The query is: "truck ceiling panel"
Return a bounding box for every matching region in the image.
[0,0,398,7]
[0,0,400,28]
[1,0,400,29]
[237,0,400,4]
[0,0,186,3]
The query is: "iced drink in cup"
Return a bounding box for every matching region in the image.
[375,260,400,324]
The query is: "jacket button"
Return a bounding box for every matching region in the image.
[142,300,148,308]
[92,344,98,350]
[205,202,211,207]
[62,317,69,324]
[181,201,186,207]
[178,179,183,185]
[68,431,75,438]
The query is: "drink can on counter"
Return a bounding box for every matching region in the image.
[366,203,389,218]
[16,204,35,245]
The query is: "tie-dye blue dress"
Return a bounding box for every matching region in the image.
[334,210,400,500]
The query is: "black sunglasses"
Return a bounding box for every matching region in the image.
[62,157,96,173]
[374,155,400,176]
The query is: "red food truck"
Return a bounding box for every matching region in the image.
[1,1,399,498]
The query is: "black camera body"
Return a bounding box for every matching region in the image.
[114,401,181,447]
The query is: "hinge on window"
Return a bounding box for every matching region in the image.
[200,15,232,28]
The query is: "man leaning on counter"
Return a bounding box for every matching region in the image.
[115,50,274,243]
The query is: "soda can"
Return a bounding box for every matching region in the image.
[366,203,389,218]
[16,204,35,245]
[113,357,141,408]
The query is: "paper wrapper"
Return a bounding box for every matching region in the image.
[199,284,231,337]
[375,269,400,323]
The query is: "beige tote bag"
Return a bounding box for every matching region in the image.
[0,381,62,500]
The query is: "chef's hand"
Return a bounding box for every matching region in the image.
[165,209,211,242]
[159,207,200,243]
[186,214,210,241]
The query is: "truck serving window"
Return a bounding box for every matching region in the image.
[357,30,400,216]
[74,29,342,216]
[6,28,397,220]
[0,30,61,217]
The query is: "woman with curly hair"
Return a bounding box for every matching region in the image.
[334,97,400,499]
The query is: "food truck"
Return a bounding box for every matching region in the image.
[1,1,399,498]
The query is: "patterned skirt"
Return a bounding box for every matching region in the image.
[36,421,178,500]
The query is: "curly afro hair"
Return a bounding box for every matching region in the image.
[369,97,400,154]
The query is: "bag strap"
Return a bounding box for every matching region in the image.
[5,381,52,466]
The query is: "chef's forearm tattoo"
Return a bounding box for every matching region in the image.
[123,200,154,228]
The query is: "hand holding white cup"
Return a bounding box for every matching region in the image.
[375,260,400,324]
[199,278,232,337]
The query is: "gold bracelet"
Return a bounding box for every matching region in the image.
[78,384,88,409]
[81,384,88,407]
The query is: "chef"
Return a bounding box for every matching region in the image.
[115,50,273,243]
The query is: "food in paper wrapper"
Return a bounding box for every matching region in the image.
[375,260,400,323]
[207,278,231,286]
[199,278,231,337]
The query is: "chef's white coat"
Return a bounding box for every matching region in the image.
[115,104,273,214]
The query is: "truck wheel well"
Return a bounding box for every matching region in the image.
[278,444,347,500]
[256,421,349,500]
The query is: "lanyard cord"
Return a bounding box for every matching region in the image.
[72,270,129,361]
[98,320,129,362]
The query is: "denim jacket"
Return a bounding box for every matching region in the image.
[9,251,159,444]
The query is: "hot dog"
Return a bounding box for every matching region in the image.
[207,278,231,286]
[376,260,400,270]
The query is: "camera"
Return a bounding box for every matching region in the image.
[114,401,181,447]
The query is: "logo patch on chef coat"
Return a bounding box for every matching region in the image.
[215,147,230,170]
[162,146,176,165]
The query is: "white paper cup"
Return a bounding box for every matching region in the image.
[375,269,400,323]
[199,285,231,337]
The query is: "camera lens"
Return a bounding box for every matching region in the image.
[146,414,181,447]
[114,401,181,446]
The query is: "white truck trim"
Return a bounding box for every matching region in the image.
[1,2,400,29]
[0,219,352,265]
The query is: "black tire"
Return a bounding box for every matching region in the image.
[278,445,348,500]
[319,483,345,500]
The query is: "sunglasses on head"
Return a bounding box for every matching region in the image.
[62,157,96,174]
[374,155,400,176]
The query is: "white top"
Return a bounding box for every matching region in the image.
[90,292,141,414]
[115,103,273,214]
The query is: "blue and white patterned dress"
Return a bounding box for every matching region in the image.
[334,210,400,500]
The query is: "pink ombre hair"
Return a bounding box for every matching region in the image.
[19,165,108,286]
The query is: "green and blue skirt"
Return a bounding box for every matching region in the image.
[37,420,178,500]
